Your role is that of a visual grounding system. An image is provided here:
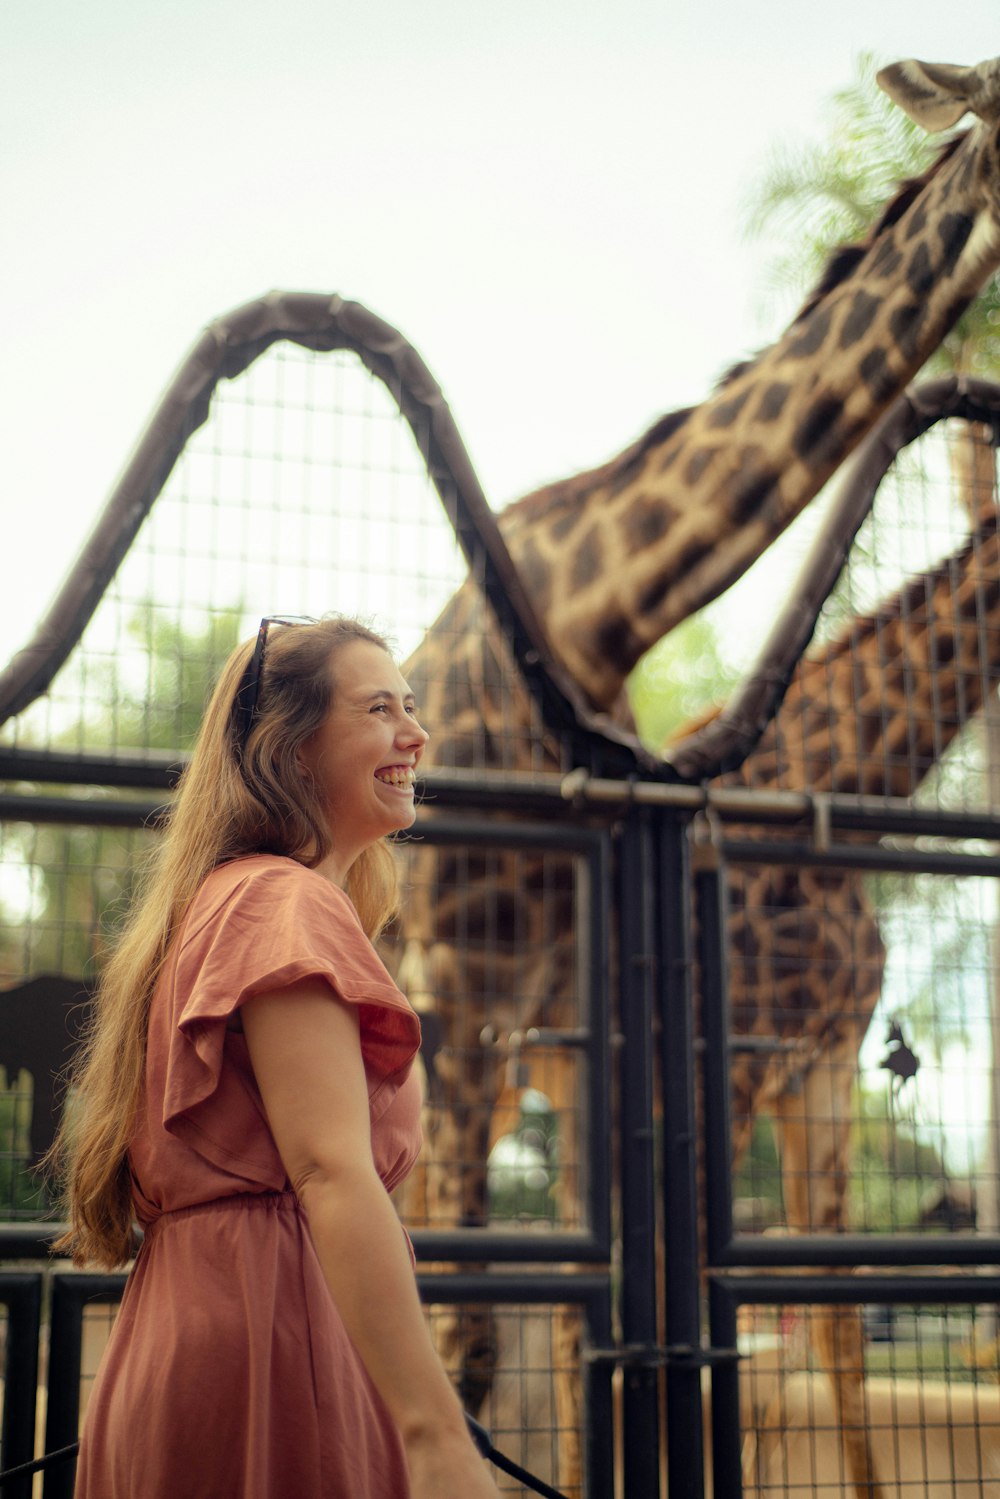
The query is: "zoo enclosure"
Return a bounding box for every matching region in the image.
[0,295,999,1494]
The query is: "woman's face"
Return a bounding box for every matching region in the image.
[298,639,429,882]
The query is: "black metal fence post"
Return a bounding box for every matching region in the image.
[658,812,706,1499]
[1,1275,42,1499]
[618,806,662,1496]
[695,841,743,1497]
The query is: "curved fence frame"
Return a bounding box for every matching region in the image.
[3,294,1000,1495]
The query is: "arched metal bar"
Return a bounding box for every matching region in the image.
[7,300,996,785]
[665,374,1000,780]
[0,291,654,771]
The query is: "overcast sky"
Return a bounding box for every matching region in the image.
[4,3,999,653]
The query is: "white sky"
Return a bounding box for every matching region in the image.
[3,3,999,657]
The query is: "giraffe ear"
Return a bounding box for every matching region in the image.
[876,59,989,132]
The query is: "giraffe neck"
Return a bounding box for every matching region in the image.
[505,126,1000,712]
[732,513,1000,799]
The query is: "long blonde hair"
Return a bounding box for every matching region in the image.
[49,616,400,1268]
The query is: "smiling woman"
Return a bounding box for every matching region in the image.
[45,614,496,1499]
[298,638,429,886]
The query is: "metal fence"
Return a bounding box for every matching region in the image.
[2,295,1000,1496]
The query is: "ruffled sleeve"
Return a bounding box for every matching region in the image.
[159,857,421,1179]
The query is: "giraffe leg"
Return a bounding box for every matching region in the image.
[771,1025,885,1499]
[543,1047,585,1493]
[553,1301,584,1491]
[391,930,501,1414]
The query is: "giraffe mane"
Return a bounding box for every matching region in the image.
[810,507,999,668]
[788,132,967,328]
[713,134,969,392]
[505,137,969,531]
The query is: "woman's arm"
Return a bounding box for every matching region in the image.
[241,978,500,1499]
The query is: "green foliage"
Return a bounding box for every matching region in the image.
[741,52,934,323]
[734,1084,958,1235]
[487,1090,560,1222]
[847,1082,956,1233]
[742,50,1000,373]
[732,1115,783,1224]
[1,607,244,986]
[0,1074,48,1218]
[627,612,740,750]
[56,605,245,756]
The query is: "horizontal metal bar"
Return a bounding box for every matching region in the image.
[723,838,1000,877]
[0,747,185,789]
[0,792,167,828]
[712,1231,1000,1268]
[0,1225,63,1257]
[727,1035,797,1055]
[37,1267,612,1308]
[828,803,1000,839]
[5,761,1000,857]
[416,1272,610,1304]
[0,797,608,848]
[0,1221,609,1266]
[710,1272,1000,1306]
[560,771,804,816]
[49,1272,127,1303]
[6,752,1000,846]
[405,816,608,853]
[585,1342,740,1370]
[410,1228,611,1263]
[523,1027,592,1050]
[560,772,1000,840]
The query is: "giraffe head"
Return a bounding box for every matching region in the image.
[877,58,1000,133]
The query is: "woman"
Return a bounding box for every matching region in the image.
[51,615,501,1499]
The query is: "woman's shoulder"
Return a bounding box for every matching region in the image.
[187,856,361,941]
[175,856,408,1016]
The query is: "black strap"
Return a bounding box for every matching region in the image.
[465,1414,571,1499]
[0,1440,80,1483]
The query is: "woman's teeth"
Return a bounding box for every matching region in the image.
[375,767,415,787]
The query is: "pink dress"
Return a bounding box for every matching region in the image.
[75,855,423,1499]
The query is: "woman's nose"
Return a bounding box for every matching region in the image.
[401,715,429,746]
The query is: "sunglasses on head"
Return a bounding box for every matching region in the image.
[233,615,318,752]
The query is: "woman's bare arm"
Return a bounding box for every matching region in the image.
[241,978,500,1499]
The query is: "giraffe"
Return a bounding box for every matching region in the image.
[402,497,1000,1490]
[394,56,1000,1496]
[702,494,1000,1490]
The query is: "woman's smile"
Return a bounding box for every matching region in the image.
[374,765,418,790]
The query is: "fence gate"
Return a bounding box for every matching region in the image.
[1,292,1000,1499]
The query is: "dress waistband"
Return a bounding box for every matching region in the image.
[140,1189,298,1238]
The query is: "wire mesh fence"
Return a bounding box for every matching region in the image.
[2,339,470,760]
[5,294,1000,1495]
[725,859,1000,1244]
[27,1280,590,1499]
[731,1299,1000,1497]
